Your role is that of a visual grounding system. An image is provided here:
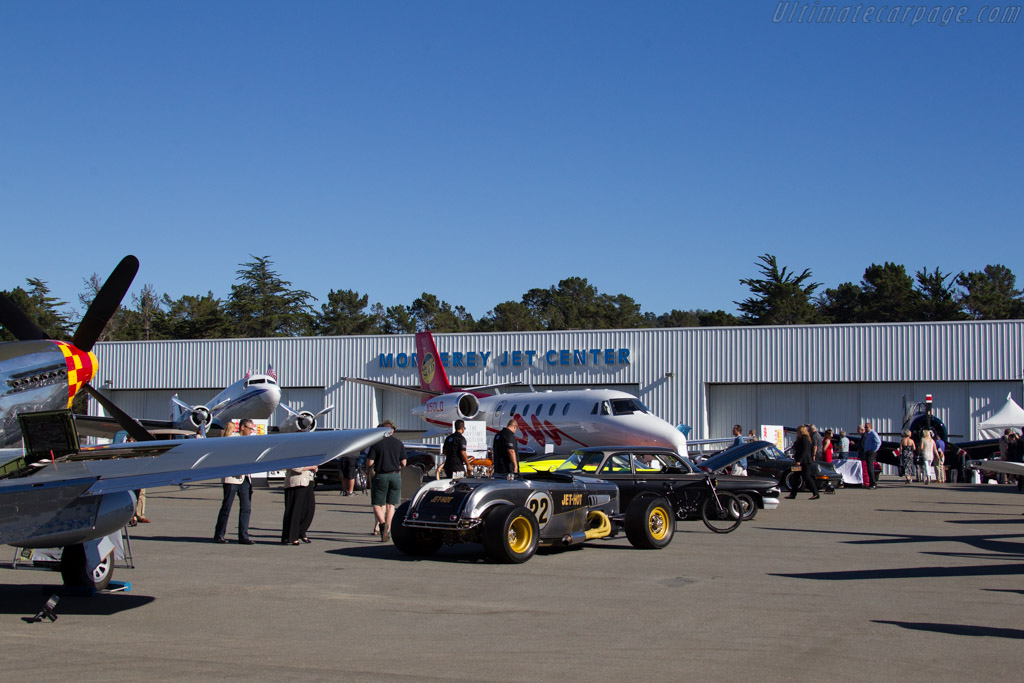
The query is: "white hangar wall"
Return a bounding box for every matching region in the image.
[92,320,1024,441]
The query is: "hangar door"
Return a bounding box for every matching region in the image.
[707,381,1022,441]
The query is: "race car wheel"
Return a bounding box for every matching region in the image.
[390,502,443,556]
[624,496,675,549]
[735,492,757,521]
[60,544,114,590]
[483,505,539,564]
[783,471,804,492]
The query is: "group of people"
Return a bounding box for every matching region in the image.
[213,418,318,546]
[898,428,946,485]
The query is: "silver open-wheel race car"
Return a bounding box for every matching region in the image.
[391,470,675,563]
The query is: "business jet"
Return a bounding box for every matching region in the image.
[344,331,688,455]
[0,256,386,590]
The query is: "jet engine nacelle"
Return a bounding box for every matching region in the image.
[411,392,480,423]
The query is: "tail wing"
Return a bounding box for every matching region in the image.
[415,331,453,394]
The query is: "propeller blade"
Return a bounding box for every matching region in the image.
[0,292,50,341]
[314,405,334,419]
[83,383,155,442]
[72,255,139,352]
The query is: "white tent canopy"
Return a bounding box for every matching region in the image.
[978,393,1024,430]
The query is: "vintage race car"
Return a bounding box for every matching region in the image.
[391,471,675,563]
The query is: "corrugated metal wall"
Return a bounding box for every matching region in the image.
[92,321,1024,438]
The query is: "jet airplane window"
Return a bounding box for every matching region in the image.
[563,404,570,416]
[523,404,530,415]
[510,405,517,416]
[549,404,556,416]
[535,404,542,415]
[609,398,650,416]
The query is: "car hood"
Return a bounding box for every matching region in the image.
[699,443,762,472]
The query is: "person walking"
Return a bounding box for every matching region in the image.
[899,430,917,485]
[367,420,407,542]
[934,433,946,483]
[786,425,819,500]
[919,430,936,484]
[213,418,255,544]
[281,464,317,545]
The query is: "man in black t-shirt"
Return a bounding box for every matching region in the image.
[366,420,407,542]
[442,419,471,479]
[492,419,520,474]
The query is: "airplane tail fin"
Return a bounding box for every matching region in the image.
[415,331,453,394]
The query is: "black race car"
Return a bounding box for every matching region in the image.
[552,446,781,522]
[393,470,674,563]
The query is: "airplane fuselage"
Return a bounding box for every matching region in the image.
[171,373,281,432]
[413,388,688,454]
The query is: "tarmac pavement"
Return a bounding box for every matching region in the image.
[2,477,1022,682]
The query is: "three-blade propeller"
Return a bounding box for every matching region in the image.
[0,255,155,442]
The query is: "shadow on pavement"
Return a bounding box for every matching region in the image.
[874,620,1024,640]
[0,584,154,619]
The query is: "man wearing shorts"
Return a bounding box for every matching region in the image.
[367,420,407,542]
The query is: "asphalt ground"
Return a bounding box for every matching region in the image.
[2,477,1022,682]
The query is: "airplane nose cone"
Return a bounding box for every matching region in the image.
[55,341,97,407]
[263,382,282,407]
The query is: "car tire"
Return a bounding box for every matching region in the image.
[784,471,804,493]
[624,495,675,549]
[390,502,443,556]
[483,505,539,564]
[734,492,758,521]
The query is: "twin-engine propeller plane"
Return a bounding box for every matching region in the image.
[344,331,688,455]
[0,256,386,590]
[76,365,334,438]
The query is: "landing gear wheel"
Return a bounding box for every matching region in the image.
[734,492,757,521]
[483,505,539,563]
[625,496,675,549]
[701,492,742,534]
[784,471,804,493]
[60,544,114,590]
[391,502,443,556]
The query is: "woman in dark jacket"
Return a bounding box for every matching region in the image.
[788,425,820,500]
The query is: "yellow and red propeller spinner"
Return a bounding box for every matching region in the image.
[53,340,98,408]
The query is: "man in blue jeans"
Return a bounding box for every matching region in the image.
[863,421,882,489]
[214,418,256,544]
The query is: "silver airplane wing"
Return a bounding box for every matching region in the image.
[1,428,389,496]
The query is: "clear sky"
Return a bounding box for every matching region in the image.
[2,1,1022,321]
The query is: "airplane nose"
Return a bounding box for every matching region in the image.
[55,341,97,407]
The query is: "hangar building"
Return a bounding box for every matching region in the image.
[92,320,1023,442]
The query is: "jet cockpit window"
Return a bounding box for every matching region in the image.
[496,402,505,415]
[600,401,611,416]
[248,378,266,385]
[609,398,649,416]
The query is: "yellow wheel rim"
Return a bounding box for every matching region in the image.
[508,516,533,554]
[649,506,670,540]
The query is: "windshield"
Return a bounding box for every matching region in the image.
[609,398,650,415]
[555,451,604,473]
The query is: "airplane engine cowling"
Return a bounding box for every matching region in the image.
[292,410,317,432]
[189,405,212,430]
[411,392,480,424]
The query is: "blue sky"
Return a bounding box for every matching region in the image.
[2,1,1022,321]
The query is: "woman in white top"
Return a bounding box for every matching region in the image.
[919,430,936,484]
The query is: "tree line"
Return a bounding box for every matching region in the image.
[2,253,1022,343]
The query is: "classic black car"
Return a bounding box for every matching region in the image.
[552,446,781,522]
[708,441,843,492]
[392,470,675,563]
